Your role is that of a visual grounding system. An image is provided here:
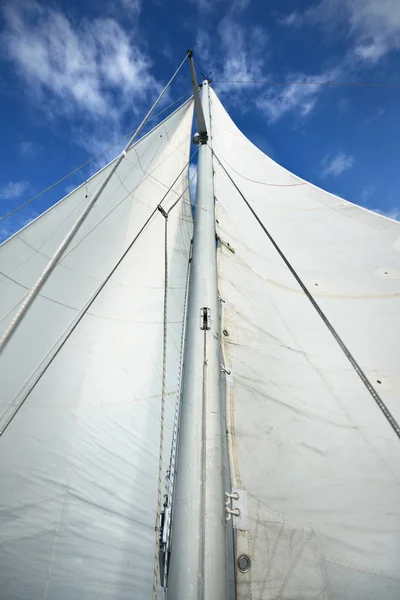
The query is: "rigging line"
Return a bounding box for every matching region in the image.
[211,149,400,441]
[153,209,169,600]
[161,238,192,593]
[213,79,400,89]
[0,90,192,225]
[154,168,196,596]
[0,135,189,325]
[0,154,195,438]
[193,58,206,81]
[167,164,198,216]
[210,138,306,187]
[0,53,189,357]
[194,58,210,81]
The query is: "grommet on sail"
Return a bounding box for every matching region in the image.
[0,51,400,600]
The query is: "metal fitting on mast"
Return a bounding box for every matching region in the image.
[187,49,208,144]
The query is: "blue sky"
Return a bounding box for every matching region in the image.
[1,0,400,242]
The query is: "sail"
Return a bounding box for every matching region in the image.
[211,88,400,599]
[0,99,194,598]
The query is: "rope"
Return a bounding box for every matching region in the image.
[0,152,197,437]
[161,237,192,592]
[0,91,192,225]
[212,149,400,441]
[0,53,189,356]
[152,208,169,600]
[152,163,197,596]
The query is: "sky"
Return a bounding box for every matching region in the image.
[1,0,400,242]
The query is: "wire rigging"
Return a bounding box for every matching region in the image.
[211,148,400,441]
[152,164,197,598]
[213,79,400,89]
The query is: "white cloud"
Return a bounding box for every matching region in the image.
[218,18,267,84]
[256,68,340,122]
[0,181,29,200]
[277,11,304,27]
[354,41,387,62]
[1,1,159,153]
[321,151,354,177]
[117,0,141,14]
[280,0,400,62]
[195,17,269,101]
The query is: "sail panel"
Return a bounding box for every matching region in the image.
[0,99,193,414]
[0,100,193,598]
[211,88,400,598]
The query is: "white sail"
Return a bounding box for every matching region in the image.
[211,88,400,599]
[0,99,194,598]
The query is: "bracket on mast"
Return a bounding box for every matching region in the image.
[187,50,208,144]
[200,307,211,330]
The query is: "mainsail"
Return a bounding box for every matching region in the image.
[211,88,400,598]
[1,52,400,600]
[0,99,194,597]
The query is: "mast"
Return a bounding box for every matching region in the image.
[167,54,228,598]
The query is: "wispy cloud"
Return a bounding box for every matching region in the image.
[0,209,38,243]
[116,0,141,15]
[0,181,29,200]
[279,0,400,63]
[192,0,249,14]
[19,141,42,157]
[321,151,354,177]
[256,67,341,122]
[1,1,159,154]
[277,11,304,27]
[195,16,269,103]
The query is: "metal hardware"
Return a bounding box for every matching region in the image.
[187,50,208,144]
[158,205,168,218]
[237,554,251,573]
[225,491,240,521]
[216,234,235,253]
[220,364,231,375]
[200,307,211,330]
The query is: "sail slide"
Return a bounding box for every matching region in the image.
[0,99,194,597]
[211,89,400,599]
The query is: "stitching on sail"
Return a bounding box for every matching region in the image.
[321,556,400,580]
[213,150,400,441]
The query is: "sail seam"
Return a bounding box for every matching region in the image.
[0,153,197,437]
[0,53,189,356]
[212,149,400,441]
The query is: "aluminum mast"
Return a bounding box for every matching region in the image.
[167,52,228,599]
